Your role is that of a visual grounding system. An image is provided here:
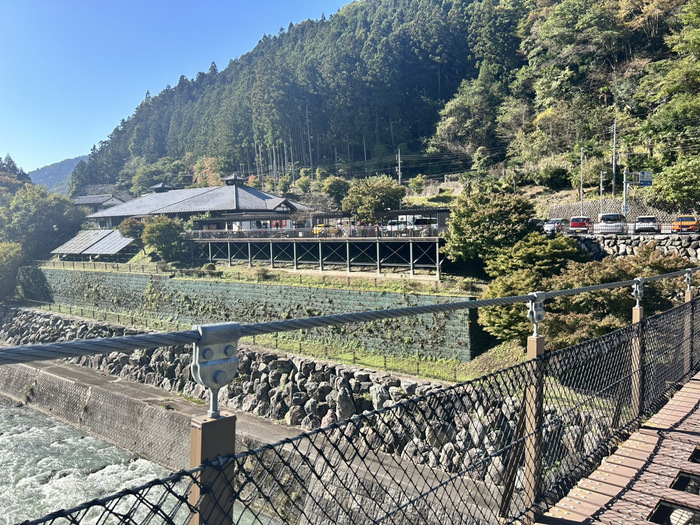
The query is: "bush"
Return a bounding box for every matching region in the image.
[16,264,53,302]
[0,242,24,300]
[484,232,589,278]
[142,216,184,263]
[536,166,569,190]
[541,243,688,349]
[478,270,540,345]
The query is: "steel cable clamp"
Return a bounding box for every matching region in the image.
[527,292,546,337]
[192,323,240,418]
[632,278,645,308]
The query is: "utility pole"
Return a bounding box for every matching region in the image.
[612,118,617,197]
[396,149,402,184]
[623,167,629,216]
[600,171,606,215]
[306,102,313,175]
[580,147,585,216]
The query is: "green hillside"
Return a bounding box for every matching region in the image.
[29,156,86,195]
[69,0,700,212]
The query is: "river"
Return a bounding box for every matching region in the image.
[0,399,169,524]
[0,399,279,525]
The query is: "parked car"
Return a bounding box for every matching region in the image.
[597,213,626,234]
[671,215,700,233]
[633,215,661,234]
[569,216,591,234]
[412,217,439,235]
[528,218,546,232]
[543,218,569,235]
[383,220,413,233]
[312,223,338,236]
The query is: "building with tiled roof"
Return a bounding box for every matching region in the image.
[72,193,126,213]
[87,177,311,231]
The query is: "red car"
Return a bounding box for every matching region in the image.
[569,216,591,234]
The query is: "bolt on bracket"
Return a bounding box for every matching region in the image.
[192,323,240,419]
[527,292,546,337]
[632,278,644,308]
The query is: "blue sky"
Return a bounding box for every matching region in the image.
[0,1,350,172]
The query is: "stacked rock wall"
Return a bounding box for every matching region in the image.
[575,234,700,261]
[0,307,443,434]
[0,307,614,522]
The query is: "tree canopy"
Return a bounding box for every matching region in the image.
[142,216,184,263]
[341,175,406,221]
[0,184,85,260]
[443,191,534,263]
[60,0,700,204]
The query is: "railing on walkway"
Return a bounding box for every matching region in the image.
[6,268,700,524]
[184,225,446,240]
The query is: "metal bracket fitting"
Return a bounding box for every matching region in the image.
[527,292,546,337]
[192,323,240,419]
[632,278,644,308]
[686,269,693,291]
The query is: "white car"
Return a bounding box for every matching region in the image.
[383,220,413,233]
[597,213,627,234]
[543,218,569,235]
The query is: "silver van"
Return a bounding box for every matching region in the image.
[597,213,626,234]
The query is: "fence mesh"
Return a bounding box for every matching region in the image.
[21,299,700,525]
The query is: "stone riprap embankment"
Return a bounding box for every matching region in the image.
[0,307,443,432]
[576,234,700,261]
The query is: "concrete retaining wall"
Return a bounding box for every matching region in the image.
[0,362,192,470]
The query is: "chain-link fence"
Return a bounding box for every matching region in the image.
[20,297,699,525]
[550,197,695,223]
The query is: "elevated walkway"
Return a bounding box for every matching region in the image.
[539,373,700,524]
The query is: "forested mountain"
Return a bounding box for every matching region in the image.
[0,154,85,261]
[30,156,86,195]
[71,0,700,209]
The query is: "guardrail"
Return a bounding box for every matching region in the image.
[6,266,700,524]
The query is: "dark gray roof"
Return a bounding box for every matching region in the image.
[51,230,133,256]
[83,230,134,255]
[88,187,216,218]
[88,185,309,219]
[73,194,123,205]
[51,230,113,254]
